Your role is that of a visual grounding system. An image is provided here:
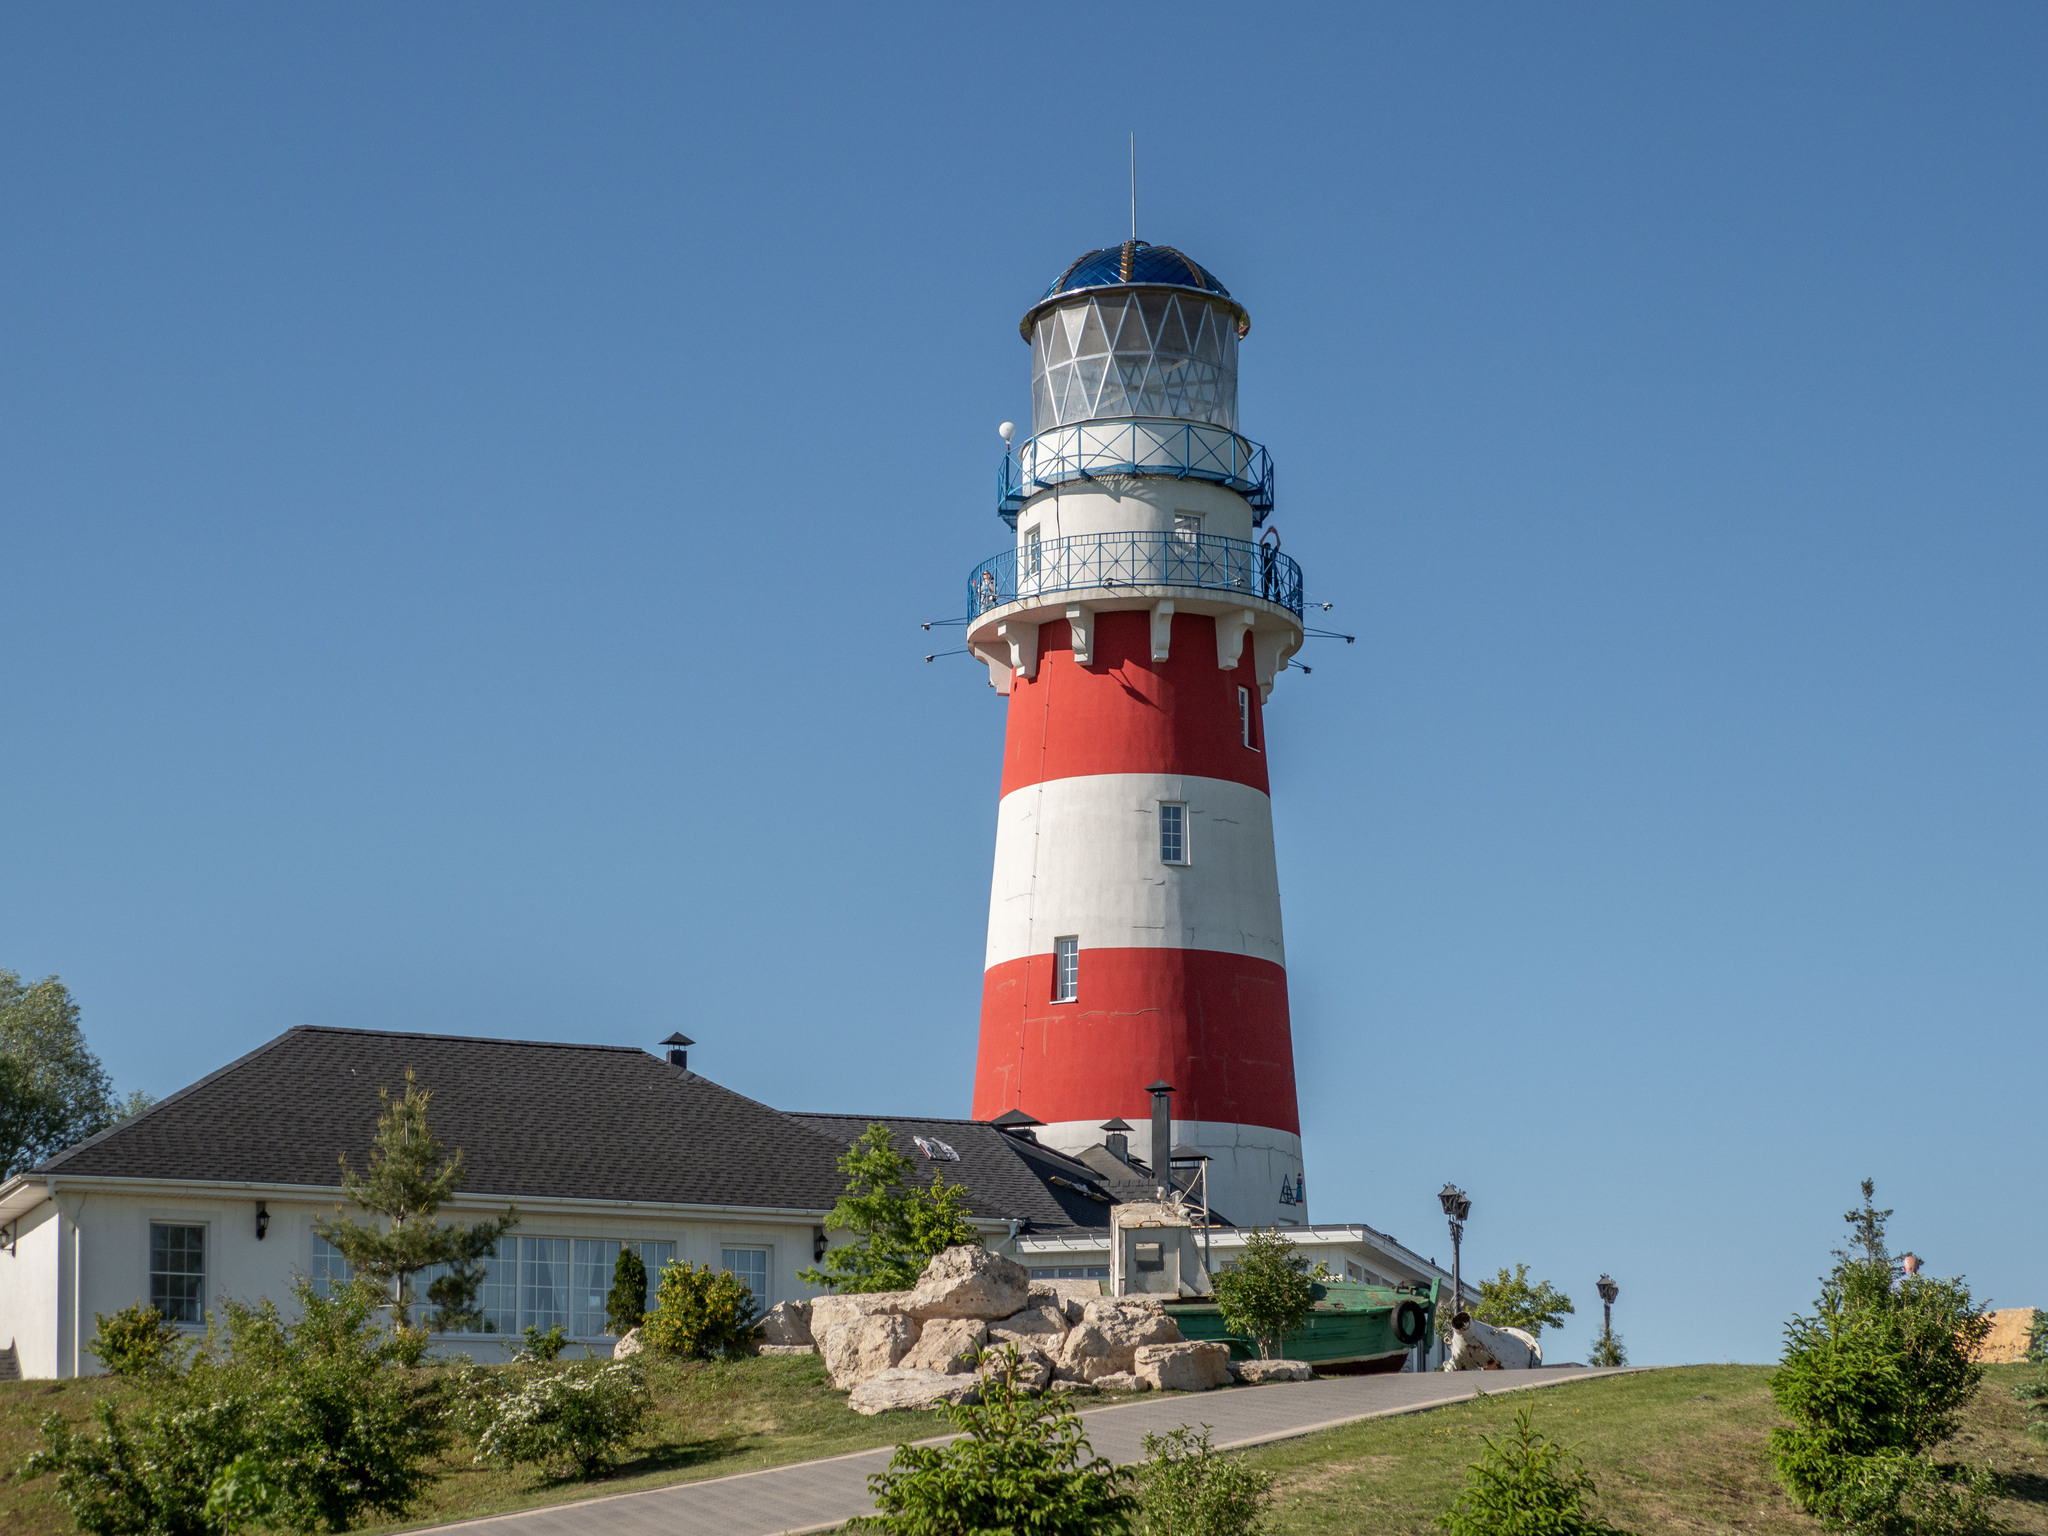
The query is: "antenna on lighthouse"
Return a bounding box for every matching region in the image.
[1129,132,1137,239]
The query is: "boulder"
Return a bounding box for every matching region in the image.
[1057,1304,1182,1382]
[1232,1358,1315,1384]
[759,1299,814,1347]
[1045,1375,1098,1394]
[1029,1279,1104,1321]
[821,1313,920,1389]
[756,1344,817,1357]
[908,1245,1032,1322]
[848,1367,983,1415]
[902,1317,987,1375]
[1092,1370,1149,1392]
[611,1327,645,1360]
[988,1302,1071,1349]
[809,1290,913,1342]
[1134,1341,1232,1393]
[977,1343,1053,1395]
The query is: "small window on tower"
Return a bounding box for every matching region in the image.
[1025,526,1042,576]
[1173,513,1203,544]
[1239,686,1258,750]
[1158,802,1188,865]
[1053,937,1079,1002]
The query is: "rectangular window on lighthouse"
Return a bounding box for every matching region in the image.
[1239,686,1258,750]
[1158,802,1188,865]
[1053,937,1079,1002]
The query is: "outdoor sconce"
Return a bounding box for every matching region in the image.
[813,1225,828,1262]
[255,1201,269,1241]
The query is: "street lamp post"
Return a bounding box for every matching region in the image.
[1438,1183,1472,1318]
[1597,1273,1619,1357]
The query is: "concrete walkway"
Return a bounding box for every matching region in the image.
[430,1366,1628,1536]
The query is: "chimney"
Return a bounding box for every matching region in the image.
[1145,1081,1174,1193]
[1099,1117,1133,1163]
[661,1032,694,1070]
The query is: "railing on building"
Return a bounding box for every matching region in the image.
[997,421,1275,525]
[967,531,1304,621]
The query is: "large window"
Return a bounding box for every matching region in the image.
[721,1247,769,1304]
[310,1232,353,1298]
[1053,937,1079,1003]
[420,1236,676,1337]
[150,1223,205,1325]
[572,1239,676,1337]
[1158,802,1187,865]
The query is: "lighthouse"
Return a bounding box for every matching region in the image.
[964,240,1309,1230]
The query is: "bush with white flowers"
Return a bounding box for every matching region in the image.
[461,1359,651,1479]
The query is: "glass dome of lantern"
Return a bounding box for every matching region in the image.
[1020,240,1250,437]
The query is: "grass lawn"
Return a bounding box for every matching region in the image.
[3,1361,2042,1534]
[1244,1364,2048,1536]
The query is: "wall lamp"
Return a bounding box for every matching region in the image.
[255,1201,269,1241]
[813,1225,829,1262]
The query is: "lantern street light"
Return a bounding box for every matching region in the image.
[1597,1273,1619,1354]
[1438,1183,1471,1316]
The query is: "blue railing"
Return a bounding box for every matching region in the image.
[967,532,1304,620]
[998,420,1275,525]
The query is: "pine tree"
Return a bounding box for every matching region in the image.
[315,1070,518,1329]
[797,1124,979,1293]
[607,1247,650,1336]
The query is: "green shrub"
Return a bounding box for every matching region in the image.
[1589,1332,1627,1368]
[1804,1452,1997,1536]
[1438,1403,1630,1536]
[1212,1228,1316,1359]
[1135,1425,1273,1536]
[2017,1310,2048,1446]
[517,1324,570,1362]
[607,1247,649,1336]
[797,1123,979,1294]
[851,1353,1134,1535]
[641,1260,759,1359]
[86,1302,186,1378]
[25,1276,446,1535]
[460,1359,650,1479]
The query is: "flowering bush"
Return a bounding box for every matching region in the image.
[460,1359,650,1479]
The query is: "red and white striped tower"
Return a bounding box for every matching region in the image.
[964,241,1309,1229]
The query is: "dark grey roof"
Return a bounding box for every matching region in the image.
[42,1026,851,1212]
[792,1114,1116,1234]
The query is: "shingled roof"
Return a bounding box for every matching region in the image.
[40,1026,851,1212]
[791,1113,1116,1233]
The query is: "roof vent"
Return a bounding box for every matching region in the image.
[660,1032,695,1070]
[991,1108,1043,1142]
[1099,1116,1133,1162]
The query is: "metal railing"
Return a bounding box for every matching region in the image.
[967,531,1304,620]
[998,420,1275,524]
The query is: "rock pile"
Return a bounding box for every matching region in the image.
[803,1245,1233,1414]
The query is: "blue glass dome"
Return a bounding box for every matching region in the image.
[1021,240,1249,340]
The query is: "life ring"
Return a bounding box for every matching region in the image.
[1392,1299,1428,1347]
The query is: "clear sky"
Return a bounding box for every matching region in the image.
[4,4,2042,1367]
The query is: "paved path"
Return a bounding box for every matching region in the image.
[432,1366,1629,1536]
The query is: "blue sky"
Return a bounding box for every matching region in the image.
[3,4,2042,1366]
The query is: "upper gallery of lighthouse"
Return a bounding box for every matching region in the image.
[1021,239,1249,435]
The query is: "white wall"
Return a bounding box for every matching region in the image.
[1017,478,1257,546]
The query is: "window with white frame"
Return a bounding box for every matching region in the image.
[1053,937,1079,1002]
[1173,513,1203,543]
[1158,802,1188,864]
[150,1223,205,1325]
[721,1247,769,1303]
[1239,686,1258,750]
[417,1236,677,1337]
[310,1232,353,1298]
[1025,525,1042,576]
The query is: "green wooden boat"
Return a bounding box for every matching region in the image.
[1161,1278,1440,1374]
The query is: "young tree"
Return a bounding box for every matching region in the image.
[1136,1425,1274,1536]
[1212,1227,1318,1360]
[0,970,125,1173]
[1835,1179,1894,1273]
[1474,1264,1576,1340]
[797,1123,980,1294]
[315,1069,518,1329]
[607,1246,650,1336]
[1438,1403,1631,1536]
[1588,1331,1628,1368]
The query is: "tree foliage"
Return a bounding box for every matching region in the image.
[641,1260,759,1359]
[0,970,134,1176]
[607,1246,649,1336]
[1438,1403,1631,1536]
[1769,1180,1996,1536]
[797,1123,980,1294]
[314,1069,518,1329]
[1588,1331,1628,1368]
[27,1276,447,1535]
[1212,1227,1317,1360]
[1135,1425,1274,1536]
[87,1303,189,1378]
[850,1351,1135,1535]
[1473,1264,1576,1340]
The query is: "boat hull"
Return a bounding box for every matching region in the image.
[1162,1280,1439,1373]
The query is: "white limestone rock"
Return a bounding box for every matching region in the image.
[988,1302,1071,1349]
[611,1327,645,1359]
[907,1245,1032,1322]
[821,1313,920,1389]
[759,1299,814,1347]
[901,1317,988,1375]
[1057,1303,1182,1382]
[809,1290,913,1342]
[1029,1279,1104,1322]
[977,1342,1054,1395]
[1092,1370,1150,1393]
[1134,1341,1232,1393]
[848,1367,984,1415]
[1232,1358,1315,1383]
[756,1344,818,1357]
